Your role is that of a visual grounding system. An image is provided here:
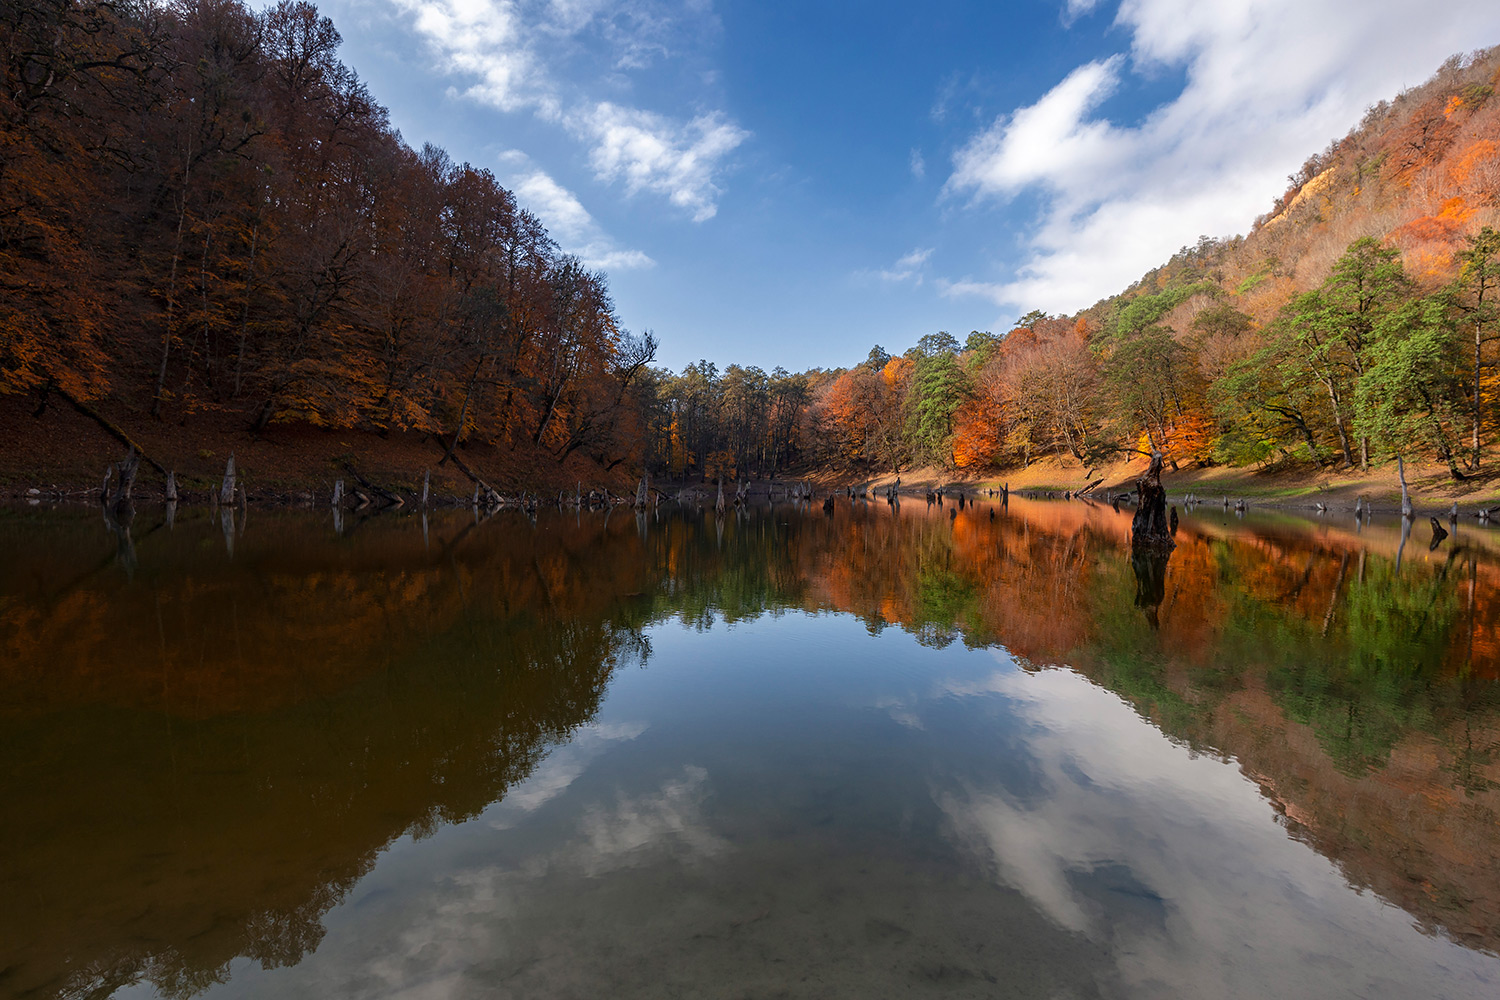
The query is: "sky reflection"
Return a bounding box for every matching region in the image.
[170,616,1497,1000]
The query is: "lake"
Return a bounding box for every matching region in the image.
[2,496,1498,999]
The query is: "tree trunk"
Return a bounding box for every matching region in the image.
[219,453,236,506]
[154,165,193,419]
[1131,451,1175,551]
[1474,321,1483,471]
[1398,455,1414,519]
[1323,378,1355,466]
[235,221,258,398]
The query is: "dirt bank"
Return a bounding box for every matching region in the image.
[850,453,1500,516]
[0,394,637,503]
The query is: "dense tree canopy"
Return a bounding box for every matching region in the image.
[1,0,655,476]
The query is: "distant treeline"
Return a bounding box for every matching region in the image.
[642,49,1500,483]
[2,0,655,471]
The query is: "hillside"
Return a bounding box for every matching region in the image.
[645,48,1500,499]
[1,0,654,497]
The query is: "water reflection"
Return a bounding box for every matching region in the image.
[1,499,1498,998]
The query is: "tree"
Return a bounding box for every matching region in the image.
[1317,237,1412,467]
[904,350,971,468]
[1270,239,1412,468]
[1214,337,1331,467]
[1354,293,1467,481]
[1101,325,1198,461]
[915,331,960,358]
[963,330,999,368]
[1455,226,1500,470]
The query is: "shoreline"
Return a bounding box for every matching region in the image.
[8,395,1500,517]
[2,480,1486,519]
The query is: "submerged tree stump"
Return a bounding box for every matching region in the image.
[219,453,236,506]
[113,447,139,516]
[1131,452,1175,551]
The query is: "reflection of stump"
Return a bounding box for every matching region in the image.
[1131,452,1173,628]
[1131,452,1175,552]
[1132,547,1170,629]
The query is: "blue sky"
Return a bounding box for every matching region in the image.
[282,0,1500,371]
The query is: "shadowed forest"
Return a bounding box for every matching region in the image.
[5,4,1500,492]
[3,0,658,488]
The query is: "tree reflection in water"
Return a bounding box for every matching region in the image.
[1,497,1498,997]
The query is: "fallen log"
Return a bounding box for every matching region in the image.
[51,385,170,477]
[343,464,404,508]
[443,448,500,504]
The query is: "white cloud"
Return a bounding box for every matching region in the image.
[514,169,595,239]
[949,56,1127,198]
[394,0,559,117]
[936,278,1009,305]
[909,148,926,180]
[392,0,746,221]
[944,0,1500,314]
[865,246,935,285]
[575,103,748,222]
[512,168,656,270]
[1060,0,1103,26]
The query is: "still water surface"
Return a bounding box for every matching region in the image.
[3,497,1499,998]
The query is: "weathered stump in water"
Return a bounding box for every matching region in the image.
[111,447,139,518]
[1398,455,1414,519]
[219,453,236,506]
[1131,452,1175,552]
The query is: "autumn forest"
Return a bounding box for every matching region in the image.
[5,2,1500,490]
